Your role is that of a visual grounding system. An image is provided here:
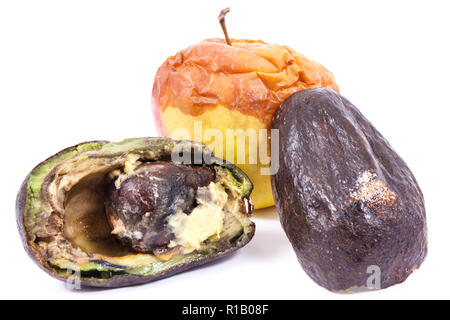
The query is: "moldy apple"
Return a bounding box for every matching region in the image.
[152,9,339,209]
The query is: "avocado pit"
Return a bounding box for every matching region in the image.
[105,162,216,252]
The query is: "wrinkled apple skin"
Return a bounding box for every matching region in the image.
[152,39,339,209]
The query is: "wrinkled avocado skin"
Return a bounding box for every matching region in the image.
[16,138,255,288]
[271,88,427,291]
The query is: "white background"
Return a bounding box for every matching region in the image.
[0,0,449,300]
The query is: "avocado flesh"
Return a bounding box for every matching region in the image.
[21,138,254,280]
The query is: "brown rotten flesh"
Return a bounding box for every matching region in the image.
[16,138,254,287]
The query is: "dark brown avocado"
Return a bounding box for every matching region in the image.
[271,88,427,291]
[16,138,254,288]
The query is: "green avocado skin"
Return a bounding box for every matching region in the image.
[16,138,254,288]
[271,88,427,291]
[16,142,106,285]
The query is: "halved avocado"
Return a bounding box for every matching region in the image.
[16,137,254,288]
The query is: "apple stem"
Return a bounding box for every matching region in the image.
[218,8,232,46]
